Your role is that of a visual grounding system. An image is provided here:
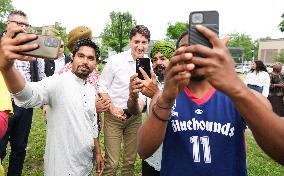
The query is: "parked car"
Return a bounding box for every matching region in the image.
[235,65,250,74]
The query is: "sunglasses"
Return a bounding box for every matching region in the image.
[9,20,31,28]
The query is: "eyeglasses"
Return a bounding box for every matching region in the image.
[8,20,31,28]
[60,45,64,48]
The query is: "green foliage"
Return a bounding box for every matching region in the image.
[274,53,284,63]
[246,134,284,176]
[228,32,255,61]
[100,11,136,54]
[97,63,104,74]
[0,21,5,32]
[53,23,69,55]
[0,0,14,32]
[278,13,284,32]
[166,22,188,40]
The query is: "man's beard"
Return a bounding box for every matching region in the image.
[190,75,205,81]
[74,64,91,79]
[154,64,166,82]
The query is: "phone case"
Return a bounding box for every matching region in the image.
[189,11,219,51]
[15,33,60,59]
[136,58,151,80]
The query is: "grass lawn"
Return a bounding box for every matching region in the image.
[2,109,284,175]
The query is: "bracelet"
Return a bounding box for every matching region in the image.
[152,103,169,122]
[156,96,174,109]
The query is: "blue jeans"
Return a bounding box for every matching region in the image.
[247,84,263,93]
[0,102,33,176]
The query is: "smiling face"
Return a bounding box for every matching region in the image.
[71,46,96,79]
[130,33,149,60]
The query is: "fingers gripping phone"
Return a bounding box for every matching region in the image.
[14,33,61,59]
[136,58,151,80]
[189,10,219,57]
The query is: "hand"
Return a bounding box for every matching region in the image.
[0,27,38,71]
[161,48,195,103]
[129,73,143,100]
[96,97,111,112]
[109,105,127,121]
[139,68,160,98]
[187,25,246,98]
[96,153,104,175]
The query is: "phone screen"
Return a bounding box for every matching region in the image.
[136,58,151,80]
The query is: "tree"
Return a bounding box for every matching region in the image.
[100,11,136,55]
[0,0,14,32]
[228,32,255,61]
[274,53,284,63]
[53,22,69,54]
[278,13,284,32]
[166,22,187,41]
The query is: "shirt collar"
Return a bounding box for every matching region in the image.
[69,71,87,85]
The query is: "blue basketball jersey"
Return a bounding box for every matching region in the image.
[160,88,247,176]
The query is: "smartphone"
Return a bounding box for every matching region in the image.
[14,33,61,59]
[123,109,132,119]
[136,57,151,80]
[189,10,219,57]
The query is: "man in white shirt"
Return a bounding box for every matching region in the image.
[127,40,176,175]
[99,25,150,176]
[0,30,104,176]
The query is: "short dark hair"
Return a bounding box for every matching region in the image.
[176,31,189,49]
[72,38,100,60]
[8,10,27,20]
[130,25,151,42]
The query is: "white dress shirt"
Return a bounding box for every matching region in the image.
[244,71,270,97]
[14,58,46,82]
[13,72,98,176]
[54,54,67,74]
[99,49,147,109]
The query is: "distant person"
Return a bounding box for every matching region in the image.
[0,10,45,176]
[268,62,284,116]
[0,30,104,175]
[44,40,71,77]
[245,60,270,97]
[99,25,150,176]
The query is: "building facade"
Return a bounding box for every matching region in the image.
[258,38,284,64]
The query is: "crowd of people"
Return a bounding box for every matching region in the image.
[0,9,284,176]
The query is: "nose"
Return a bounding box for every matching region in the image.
[156,59,162,65]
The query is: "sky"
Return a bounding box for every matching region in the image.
[12,0,284,41]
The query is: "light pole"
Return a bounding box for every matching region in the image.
[251,49,255,62]
[119,14,124,53]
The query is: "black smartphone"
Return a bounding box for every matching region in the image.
[136,57,151,80]
[123,109,132,119]
[189,10,219,57]
[14,33,61,59]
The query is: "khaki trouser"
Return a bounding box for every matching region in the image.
[103,112,142,176]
